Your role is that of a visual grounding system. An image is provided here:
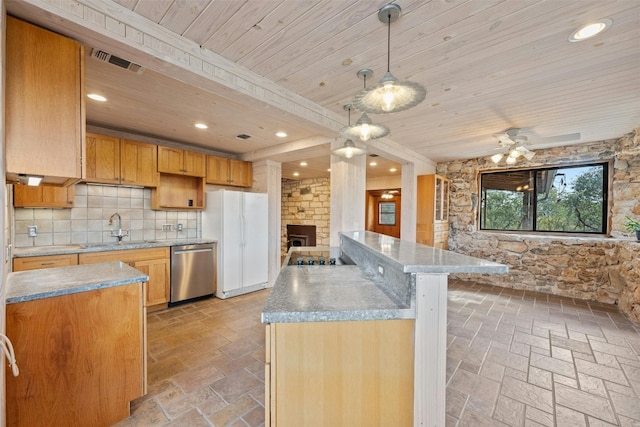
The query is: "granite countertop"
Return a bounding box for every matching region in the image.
[6,261,149,304]
[13,238,216,258]
[262,264,413,323]
[263,234,508,324]
[340,231,509,274]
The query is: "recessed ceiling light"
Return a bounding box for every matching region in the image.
[300,161,308,167]
[389,167,397,172]
[369,161,378,166]
[276,131,287,138]
[569,19,612,42]
[194,123,208,129]
[87,93,107,102]
[293,172,300,177]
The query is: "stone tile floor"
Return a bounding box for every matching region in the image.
[114,280,640,426]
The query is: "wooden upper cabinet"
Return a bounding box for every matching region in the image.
[14,184,75,208]
[205,156,230,185]
[158,146,205,177]
[86,133,120,184]
[85,133,158,187]
[229,159,253,187]
[5,16,85,186]
[120,139,158,187]
[206,155,253,187]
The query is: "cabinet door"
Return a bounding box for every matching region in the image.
[13,254,78,271]
[86,133,121,184]
[121,139,158,187]
[206,155,230,185]
[133,258,170,307]
[5,17,84,185]
[183,151,206,177]
[14,184,75,208]
[229,160,253,187]
[157,146,185,174]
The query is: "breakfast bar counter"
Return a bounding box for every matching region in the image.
[262,231,508,427]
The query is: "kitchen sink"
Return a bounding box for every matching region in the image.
[81,240,160,248]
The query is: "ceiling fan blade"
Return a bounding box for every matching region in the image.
[530,132,581,145]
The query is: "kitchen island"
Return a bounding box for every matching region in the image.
[5,262,149,427]
[263,231,508,427]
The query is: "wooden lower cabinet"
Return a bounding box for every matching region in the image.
[133,258,170,307]
[6,283,145,427]
[265,319,415,427]
[79,247,170,309]
[13,253,78,271]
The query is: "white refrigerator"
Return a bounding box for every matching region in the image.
[202,190,268,299]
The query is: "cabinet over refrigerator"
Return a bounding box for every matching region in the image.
[202,190,268,299]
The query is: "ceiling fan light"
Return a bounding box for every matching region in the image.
[490,153,504,164]
[332,139,366,159]
[509,149,522,159]
[506,156,517,165]
[523,150,536,161]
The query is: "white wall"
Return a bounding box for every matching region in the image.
[251,160,281,287]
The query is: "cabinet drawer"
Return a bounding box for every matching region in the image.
[79,247,169,265]
[13,254,79,271]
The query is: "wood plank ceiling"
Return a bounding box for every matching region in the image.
[7,0,640,179]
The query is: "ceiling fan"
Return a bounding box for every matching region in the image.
[490,128,581,164]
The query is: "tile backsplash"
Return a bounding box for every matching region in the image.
[14,184,201,247]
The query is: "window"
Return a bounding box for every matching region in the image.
[480,162,608,234]
[379,202,396,225]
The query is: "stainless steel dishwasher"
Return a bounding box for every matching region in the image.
[170,243,216,305]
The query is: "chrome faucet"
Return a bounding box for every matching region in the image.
[108,212,129,242]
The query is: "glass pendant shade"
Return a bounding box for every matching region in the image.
[332,139,366,159]
[352,4,426,114]
[339,112,390,141]
[353,71,426,114]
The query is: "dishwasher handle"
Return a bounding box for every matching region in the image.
[173,248,213,255]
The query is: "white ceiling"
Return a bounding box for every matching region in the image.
[6,0,640,179]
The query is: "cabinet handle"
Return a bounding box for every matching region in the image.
[40,262,55,266]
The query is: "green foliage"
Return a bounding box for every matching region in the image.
[625,216,640,232]
[482,166,605,233]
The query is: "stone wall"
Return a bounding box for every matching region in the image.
[436,128,640,321]
[281,178,330,256]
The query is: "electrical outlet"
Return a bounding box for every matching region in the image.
[378,265,384,276]
[27,225,38,237]
[177,223,183,232]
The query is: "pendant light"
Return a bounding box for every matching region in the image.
[341,70,391,141]
[352,3,426,114]
[332,139,366,159]
[332,105,366,159]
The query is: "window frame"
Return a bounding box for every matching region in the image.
[478,160,612,236]
[378,201,397,226]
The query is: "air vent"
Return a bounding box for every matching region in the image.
[90,49,144,74]
[236,134,252,140]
